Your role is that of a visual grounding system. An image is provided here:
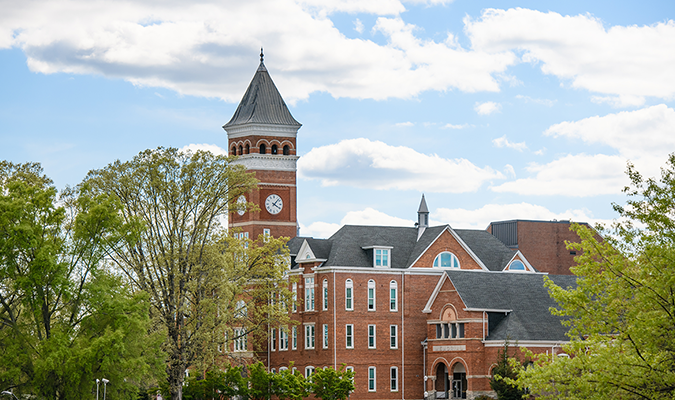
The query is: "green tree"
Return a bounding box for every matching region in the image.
[310,365,354,400]
[489,343,525,400]
[517,154,675,399]
[82,148,294,400]
[0,161,164,399]
[270,363,309,400]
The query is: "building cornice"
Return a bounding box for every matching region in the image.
[232,155,298,171]
[226,124,300,138]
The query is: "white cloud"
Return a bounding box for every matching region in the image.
[180,143,228,156]
[434,202,610,230]
[492,105,675,197]
[354,18,365,33]
[395,121,414,127]
[491,153,628,196]
[300,207,414,238]
[474,101,501,115]
[1,0,516,102]
[515,94,556,107]
[442,123,470,129]
[591,94,645,108]
[466,9,675,100]
[492,135,527,151]
[298,138,504,192]
[545,104,675,162]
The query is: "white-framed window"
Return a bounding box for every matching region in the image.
[271,328,277,351]
[217,343,222,353]
[390,280,398,311]
[368,280,376,310]
[390,367,398,392]
[346,324,354,349]
[280,367,288,372]
[375,249,390,267]
[323,279,328,310]
[271,368,276,374]
[280,327,288,350]
[305,324,315,349]
[305,366,315,378]
[263,228,271,237]
[436,322,465,339]
[346,366,354,382]
[433,251,460,269]
[305,276,315,311]
[390,325,398,349]
[292,367,297,374]
[292,326,297,350]
[234,328,247,352]
[235,300,247,318]
[345,279,353,310]
[292,282,297,313]
[368,367,376,392]
[508,260,526,271]
[368,324,376,348]
[323,324,328,349]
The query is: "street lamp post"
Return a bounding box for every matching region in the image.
[96,379,100,400]
[101,379,109,400]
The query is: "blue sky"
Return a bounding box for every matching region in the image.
[2,0,675,238]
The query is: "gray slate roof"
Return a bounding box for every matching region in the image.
[447,270,577,341]
[223,61,301,128]
[290,224,520,271]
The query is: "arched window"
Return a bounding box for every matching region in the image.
[433,252,460,269]
[283,145,290,155]
[345,279,353,310]
[259,144,266,154]
[238,145,243,155]
[368,280,376,311]
[235,300,247,318]
[508,260,526,271]
[271,144,278,154]
[231,146,237,156]
[389,280,398,311]
[245,144,250,154]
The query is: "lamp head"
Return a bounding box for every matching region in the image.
[97,379,100,383]
[102,378,109,384]
[1,392,12,395]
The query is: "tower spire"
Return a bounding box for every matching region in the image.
[417,194,429,240]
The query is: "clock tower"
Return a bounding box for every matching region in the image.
[224,50,300,239]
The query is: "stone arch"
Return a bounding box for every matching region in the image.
[449,358,468,399]
[440,304,459,321]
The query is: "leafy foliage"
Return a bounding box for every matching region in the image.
[82,148,294,399]
[0,161,164,399]
[310,365,354,400]
[489,343,525,400]
[517,154,675,399]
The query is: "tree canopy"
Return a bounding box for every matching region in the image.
[82,148,294,399]
[0,161,164,399]
[517,154,675,399]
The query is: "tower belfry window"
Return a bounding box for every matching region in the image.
[232,146,237,156]
[272,144,278,154]
[239,145,243,155]
[245,144,250,154]
[283,145,290,155]
[259,144,266,154]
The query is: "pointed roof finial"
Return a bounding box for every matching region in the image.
[260,47,264,63]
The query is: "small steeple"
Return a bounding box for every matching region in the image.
[418,194,429,228]
[258,47,267,72]
[417,194,429,241]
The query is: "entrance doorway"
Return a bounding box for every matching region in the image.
[435,363,448,399]
[451,363,467,399]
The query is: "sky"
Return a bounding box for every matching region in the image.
[2,0,675,238]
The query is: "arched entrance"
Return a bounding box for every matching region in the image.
[434,363,448,399]
[451,363,467,399]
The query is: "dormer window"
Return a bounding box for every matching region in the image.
[509,260,526,271]
[375,249,389,267]
[433,252,460,269]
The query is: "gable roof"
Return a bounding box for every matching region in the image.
[288,225,538,272]
[446,270,577,341]
[223,60,301,128]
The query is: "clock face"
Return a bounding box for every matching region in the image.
[236,195,247,216]
[265,194,283,215]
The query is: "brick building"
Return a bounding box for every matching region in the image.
[224,54,581,400]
